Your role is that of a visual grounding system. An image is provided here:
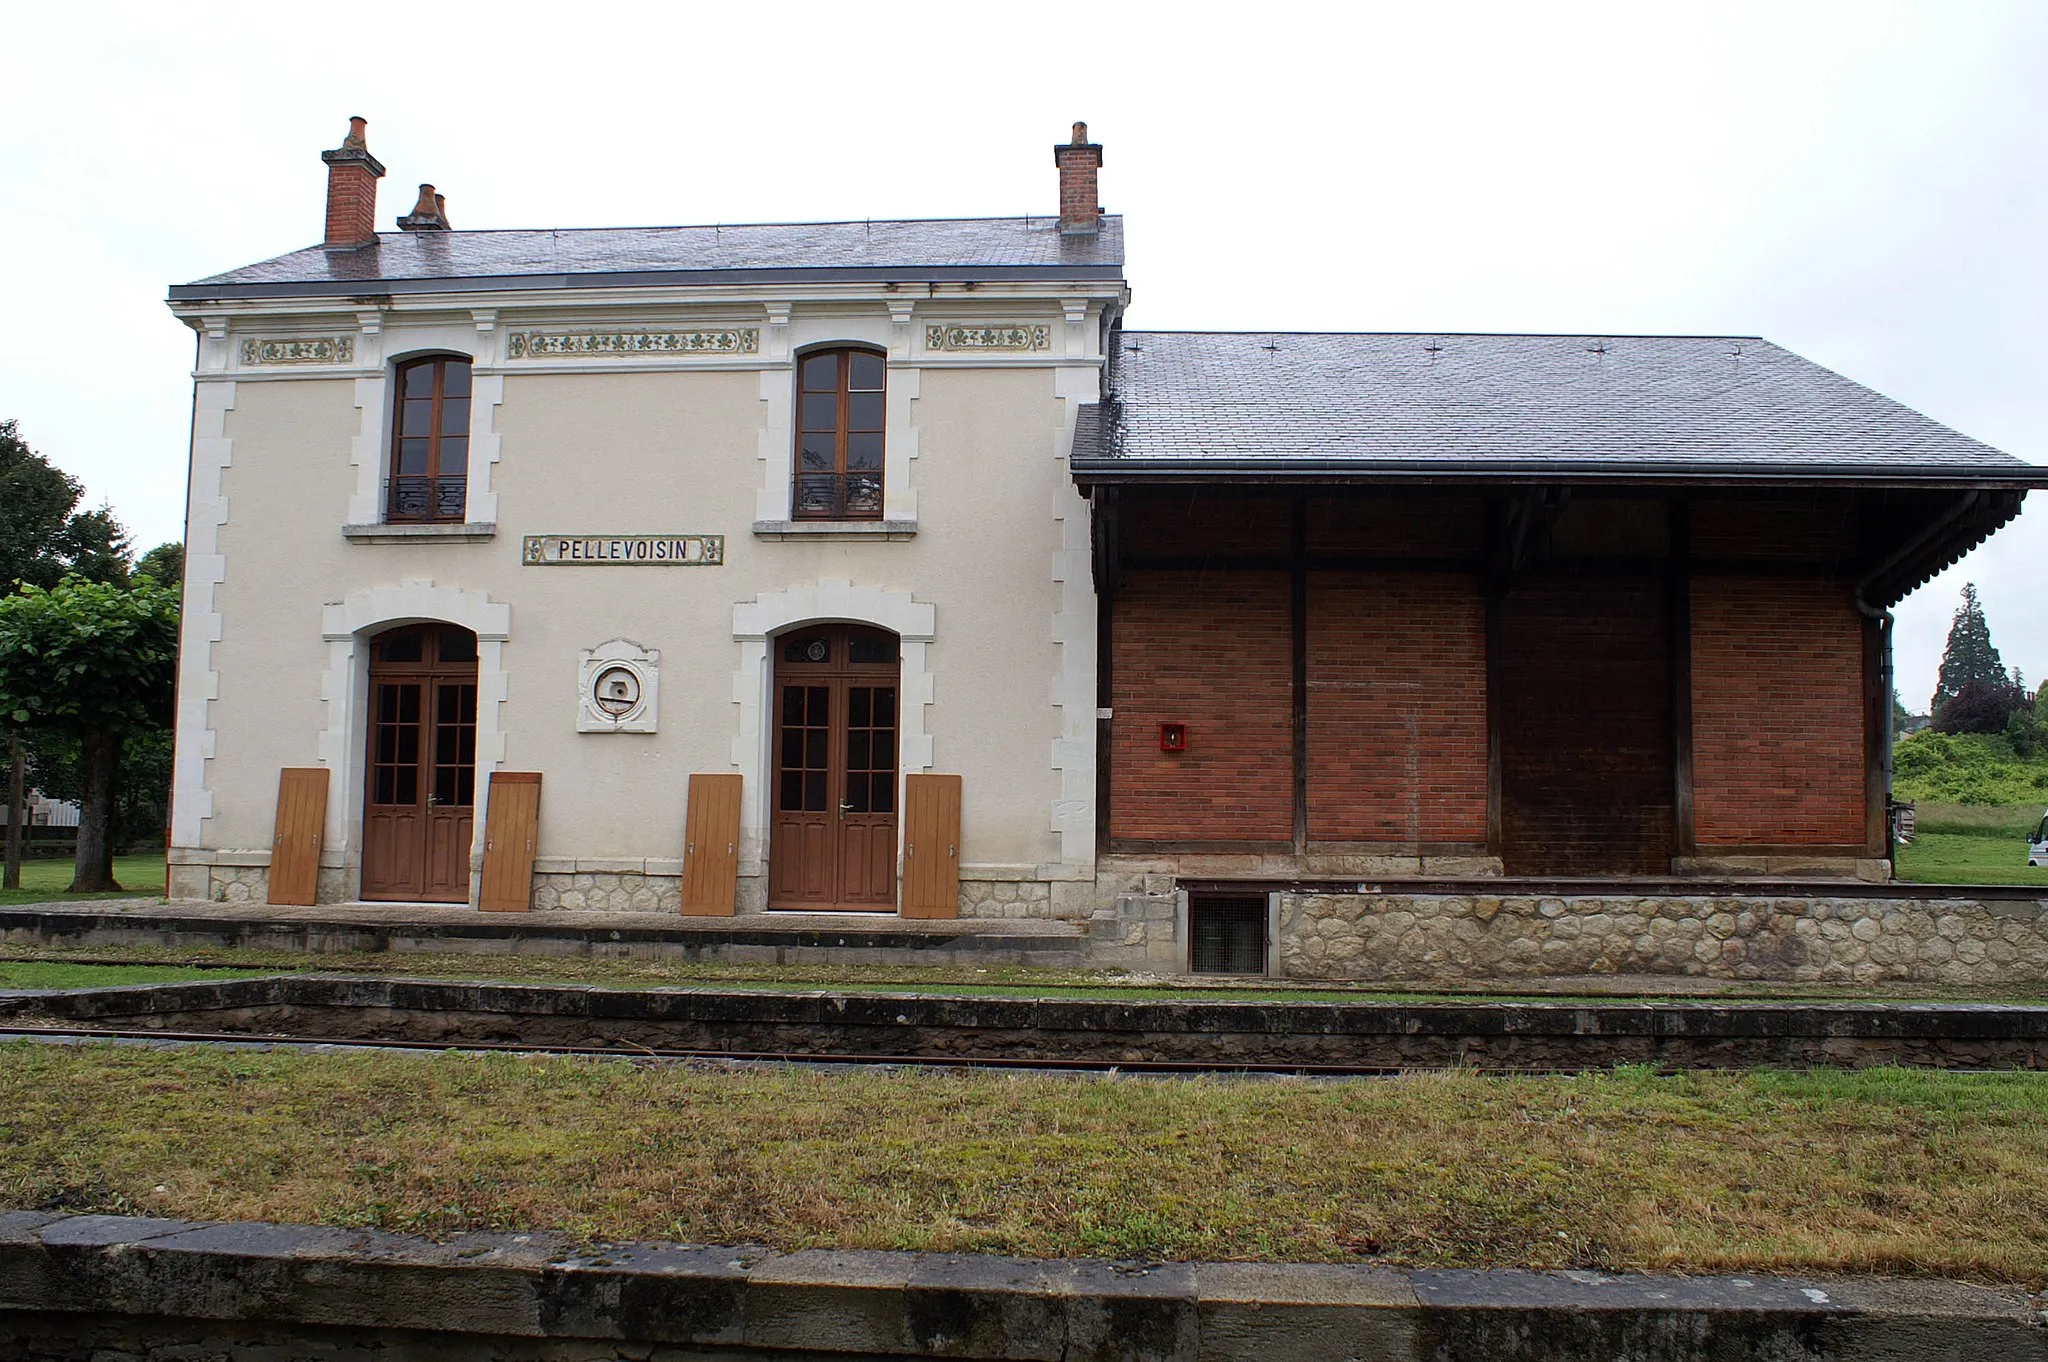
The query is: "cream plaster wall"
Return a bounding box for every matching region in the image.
[205,379,362,849]
[178,305,1105,905]
[910,368,1071,871]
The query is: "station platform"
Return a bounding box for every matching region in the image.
[0,899,1093,970]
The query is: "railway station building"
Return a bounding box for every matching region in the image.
[162,118,2048,977]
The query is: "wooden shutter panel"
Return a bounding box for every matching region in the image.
[682,773,743,916]
[901,774,961,919]
[266,768,329,906]
[478,771,542,912]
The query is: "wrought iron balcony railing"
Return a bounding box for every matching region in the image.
[792,471,883,521]
[385,475,468,524]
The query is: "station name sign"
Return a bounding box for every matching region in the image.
[522,534,725,566]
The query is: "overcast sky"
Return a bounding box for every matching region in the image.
[3,0,2042,710]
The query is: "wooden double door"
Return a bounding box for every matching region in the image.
[770,624,900,910]
[362,624,478,902]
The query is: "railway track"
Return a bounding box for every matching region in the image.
[0,1021,1592,1076]
[10,975,2046,1071]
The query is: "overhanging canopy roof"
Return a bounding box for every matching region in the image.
[1071,331,2048,490]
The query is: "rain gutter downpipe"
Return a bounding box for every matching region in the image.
[1851,490,1984,866]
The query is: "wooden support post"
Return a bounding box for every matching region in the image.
[1481,497,1508,860]
[1864,612,1891,858]
[1290,496,1308,856]
[1093,487,1118,852]
[1670,499,1695,861]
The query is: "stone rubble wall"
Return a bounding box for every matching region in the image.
[531,871,681,914]
[204,865,268,904]
[1087,868,1184,970]
[956,879,1055,918]
[1281,891,2048,985]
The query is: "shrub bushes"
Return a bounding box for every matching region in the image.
[1892,730,2048,805]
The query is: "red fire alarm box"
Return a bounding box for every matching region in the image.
[1159,722,1187,752]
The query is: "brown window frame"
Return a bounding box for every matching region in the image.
[386,355,472,524]
[791,346,886,522]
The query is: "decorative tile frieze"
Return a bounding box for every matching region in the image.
[240,337,354,365]
[925,324,1052,352]
[506,329,760,359]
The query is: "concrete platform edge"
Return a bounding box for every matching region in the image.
[0,1213,2042,1361]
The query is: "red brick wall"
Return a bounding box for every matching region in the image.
[1691,576,1868,847]
[1110,571,1293,843]
[324,162,380,249]
[1055,134,1102,231]
[1307,573,1489,844]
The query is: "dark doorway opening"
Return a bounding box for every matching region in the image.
[1189,893,1270,974]
[1497,578,1675,875]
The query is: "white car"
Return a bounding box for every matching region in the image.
[2031,811,2048,869]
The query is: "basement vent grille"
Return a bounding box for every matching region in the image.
[1189,894,1269,975]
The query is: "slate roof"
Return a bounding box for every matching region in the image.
[1071,331,2047,485]
[169,216,1125,301]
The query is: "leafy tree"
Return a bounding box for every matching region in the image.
[1934,677,2028,737]
[1,420,138,887]
[0,421,132,592]
[1930,583,2007,714]
[24,726,173,853]
[0,580,179,890]
[135,542,184,593]
[2008,708,2040,759]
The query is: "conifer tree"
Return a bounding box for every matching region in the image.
[1930,583,2006,713]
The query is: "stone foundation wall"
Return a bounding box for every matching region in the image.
[957,878,1055,918]
[531,871,681,914]
[204,865,269,904]
[170,860,357,906]
[1281,891,2048,985]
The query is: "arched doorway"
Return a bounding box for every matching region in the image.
[362,623,478,902]
[769,624,900,910]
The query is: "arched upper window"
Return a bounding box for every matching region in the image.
[388,355,471,523]
[793,347,885,521]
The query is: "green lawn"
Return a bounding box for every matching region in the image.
[0,961,271,990]
[0,853,164,906]
[4,1043,2046,1282]
[7,943,2048,1003]
[1894,803,2048,887]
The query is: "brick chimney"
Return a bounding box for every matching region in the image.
[397,182,451,231]
[1054,121,1103,235]
[320,116,386,250]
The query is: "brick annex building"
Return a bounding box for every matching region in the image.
[163,119,2048,979]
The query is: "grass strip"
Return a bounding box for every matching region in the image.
[0,961,278,991]
[1892,801,2048,887]
[4,943,2048,1005]
[0,853,165,907]
[2,944,2046,1005]
[3,1042,2045,1283]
